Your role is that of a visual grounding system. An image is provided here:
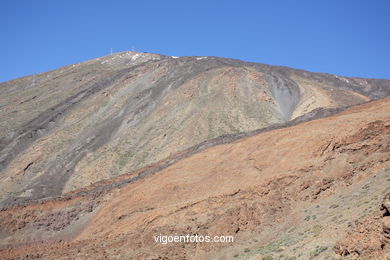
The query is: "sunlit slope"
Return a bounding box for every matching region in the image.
[0,52,389,205]
[1,95,389,260]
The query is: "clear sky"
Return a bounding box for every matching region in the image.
[1,0,389,83]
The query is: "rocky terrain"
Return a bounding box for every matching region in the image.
[0,52,389,259]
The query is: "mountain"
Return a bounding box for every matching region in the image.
[0,52,389,259]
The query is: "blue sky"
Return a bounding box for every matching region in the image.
[1,0,389,82]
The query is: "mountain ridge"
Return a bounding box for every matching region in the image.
[1,51,390,208]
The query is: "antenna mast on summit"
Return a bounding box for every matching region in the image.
[32,74,36,87]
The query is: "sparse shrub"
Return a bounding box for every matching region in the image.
[233,253,239,258]
[287,227,296,233]
[329,204,339,209]
[244,248,250,253]
[338,219,346,224]
[310,246,328,257]
[304,215,311,221]
[262,256,273,260]
[311,225,323,237]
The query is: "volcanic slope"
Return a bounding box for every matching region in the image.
[1,91,389,260]
[1,52,390,208]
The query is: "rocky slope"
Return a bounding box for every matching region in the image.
[1,52,389,208]
[0,52,390,259]
[1,94,389,260]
